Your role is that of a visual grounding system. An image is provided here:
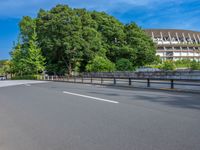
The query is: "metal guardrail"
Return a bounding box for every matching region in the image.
[39,74,200,90]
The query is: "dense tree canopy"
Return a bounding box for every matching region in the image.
[0,60,11,76]
[11,4,156,74]
[116,58,134,71]
[10,26,45,76]
[86,56,115,72]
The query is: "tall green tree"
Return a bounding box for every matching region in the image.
[10,27,45,75]
[19,16,35,43]
[13,4,157,74]
[10,16,36,76]
[124,23,156,67]
[25,27,46,74]
[10,40,26,75]
[91,11,126,62]
[37,5,83,75]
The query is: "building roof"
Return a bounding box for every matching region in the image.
[145,29,200,38]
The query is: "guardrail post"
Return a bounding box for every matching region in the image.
[101,77,103,84]
[171,79,174,89]
[81,76,84,83]
[67,75,69,81]
[147,79,150,87]
[129,78,132,85]
[114,77,116,85]
[65,75,66,81]
[48,76,49,80]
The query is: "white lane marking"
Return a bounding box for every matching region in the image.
[24,84,31,87]
[63,91,119,104]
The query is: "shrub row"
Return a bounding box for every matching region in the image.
[11,75,39,80]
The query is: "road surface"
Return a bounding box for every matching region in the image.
[0,80,200,150]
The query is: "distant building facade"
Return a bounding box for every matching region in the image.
[145,29,200,61]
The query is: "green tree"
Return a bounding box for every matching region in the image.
[175,59,191,68]
[86,56,115,72]
[116,58,134,71]
[0,60,7,66]
[10,16,36,76]
[14,4,157,74]
[79,27,105,72]
[10,40,27,75]
[124,23,156,67]
[91,11,126,62]
[160,61,176,71]
[25,27,46,74]
[37,5,83,75]
[10,28,45,76]
[190,60,200,70]
[2,61,12,78]
[0,60,11,76]
[0,60,7,74]
[0,68,3,75]
[19,16,35,44]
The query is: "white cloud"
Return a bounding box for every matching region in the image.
[0,0,175,17]
[0,0,199,31]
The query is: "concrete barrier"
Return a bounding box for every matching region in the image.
[83,71,200,80]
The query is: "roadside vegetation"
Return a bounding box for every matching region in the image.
[148,59,200,71]
[9,4,156,76]
[3,4,200,78]
[0,60,12,78]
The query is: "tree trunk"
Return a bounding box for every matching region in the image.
[68,63,72,76]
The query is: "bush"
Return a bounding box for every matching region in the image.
[11,75,39,80]
[175,59,191,68]
[160,61,176,71]
[190,61,200,70]
[86,56,115,72]
[116,58,134,71]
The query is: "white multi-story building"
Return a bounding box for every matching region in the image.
[145,29,200,61]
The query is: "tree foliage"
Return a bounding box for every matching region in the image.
[86,56,115,72]
[160,61,176,71]
[11,4,156,74]
[190,60,200,70]
[25,28,46,74]
[116,58,134,71]
[0,60,11,76]
[10,25,45,75]
[10,41,26,75]
[37,5,84,75]
[124,23,156,66]
[35,5,156,74]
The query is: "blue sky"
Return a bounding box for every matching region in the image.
[0,0,200,59]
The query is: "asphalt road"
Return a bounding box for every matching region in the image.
[0,80,200,150]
